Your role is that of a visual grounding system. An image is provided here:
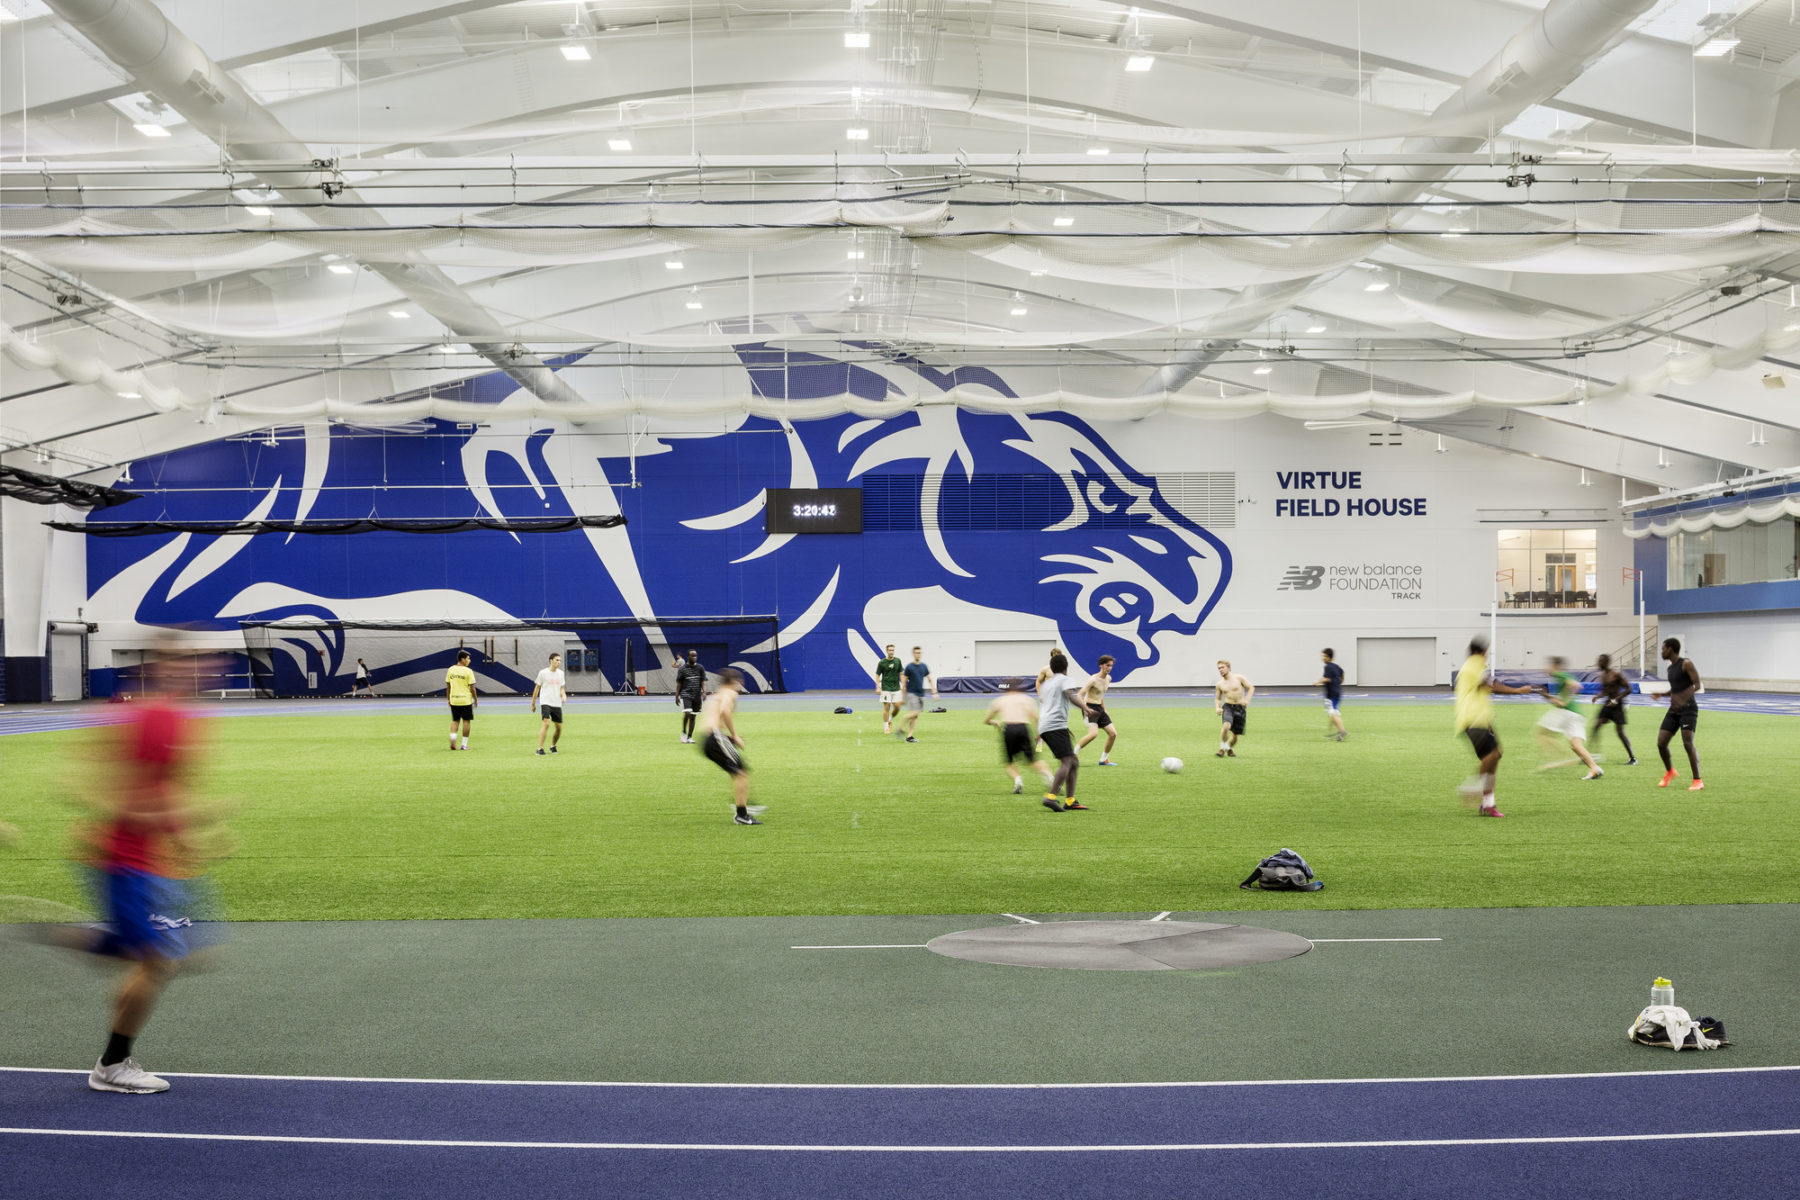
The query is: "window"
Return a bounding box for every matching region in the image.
[1497,529,1598,608]
[1665,517,1800,590]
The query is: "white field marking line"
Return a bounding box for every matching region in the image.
[1149,912,1173,922]
[3,1127,1798,1152]
[3,1064,1797,1090]
[999,914,1039,924]
[1306,938,1443,944]
[790,944,929,950]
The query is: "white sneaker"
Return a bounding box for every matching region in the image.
[89,1057,169,1094]
[1012,779,1024,794]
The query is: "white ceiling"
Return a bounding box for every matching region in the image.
[3,0,1800,491]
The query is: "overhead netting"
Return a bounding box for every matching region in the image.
[239,617,783,698]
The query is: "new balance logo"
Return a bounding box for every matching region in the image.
[1278,565,1325,591]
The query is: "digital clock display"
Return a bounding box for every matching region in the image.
[765,488,863,534]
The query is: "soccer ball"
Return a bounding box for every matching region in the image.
[1160,757,1184,774]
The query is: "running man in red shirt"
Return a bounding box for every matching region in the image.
[62,646,227,1094]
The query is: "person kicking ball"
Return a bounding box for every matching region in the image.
[697,669,759,824]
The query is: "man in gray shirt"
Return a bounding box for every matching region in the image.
[1037,650,1087,812]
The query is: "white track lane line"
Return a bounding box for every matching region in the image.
[999,914,1039,924]
[5,1065,1796,1089]
[1149,912,1173,922]
[1307,938,1443,944]
[790,945,929,950]
[4,1127,1797,1152]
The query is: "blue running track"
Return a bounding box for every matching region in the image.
[3,1066,1796,1198]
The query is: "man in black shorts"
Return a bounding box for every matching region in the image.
[985,679,1054,795]
[697,668,758,823]
[1656,638,1703,791]
[1076,655,1119,765]
[674,650,707,744]
[1591,653,1637,767]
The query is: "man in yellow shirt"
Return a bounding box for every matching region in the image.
[1453,636,1541,817]
[445,649,478,751]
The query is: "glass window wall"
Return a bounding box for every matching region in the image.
[1496,529,1598,608]
[1665,516,1800,590]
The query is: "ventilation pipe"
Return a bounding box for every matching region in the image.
[43,0,588,408]
[1139,0,1658,397]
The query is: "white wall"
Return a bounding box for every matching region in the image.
[1658,612,1800,692]
[1,497,87,658]
[1096,417,1640,686]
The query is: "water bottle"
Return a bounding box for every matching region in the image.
[1651,977,1675,1007]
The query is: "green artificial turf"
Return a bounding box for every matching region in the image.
[1,703,1793,920]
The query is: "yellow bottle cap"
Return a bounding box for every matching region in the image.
[1653,977,1672,988]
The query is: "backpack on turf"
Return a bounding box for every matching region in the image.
[1239,848,1324,892]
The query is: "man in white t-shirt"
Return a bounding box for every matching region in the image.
[531,653,568,755]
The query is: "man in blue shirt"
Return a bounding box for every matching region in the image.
[898,646,935,743]
[1317,648,1346,742]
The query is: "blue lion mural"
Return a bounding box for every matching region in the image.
[85,346,1233,692]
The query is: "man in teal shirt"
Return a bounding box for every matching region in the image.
[1535,656,1602,781]
[874,644,904,735]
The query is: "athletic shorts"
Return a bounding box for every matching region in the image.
[355,675,370,686]
[449,703,475,721]
[1323,697,1341,715]
[1595,703,1627,727]
[702,731,747,776]
[903,692,926,712]
[540,705,563,724]
[1536,707,1586,740]
[92,868,191,961]
[1085,706,1113,729]
[1040,727,1075,760]
[1221,703,1247,736]
[879,690,902,705]
[1660,706,1699,734]
[1001,723,1035,763]
[1464,726,1499,759]
[679,692,703,715]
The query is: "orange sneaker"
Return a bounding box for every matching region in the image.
[1659,769,1676,788]
[1688,779,1705,791]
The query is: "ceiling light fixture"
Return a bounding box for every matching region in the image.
[1306,325,1326,333]
[846,127,869,141]
[133,123,171,138]
[1693,37,1738,57]
[1125,55,1155,72]
[1444,226,1469,237]
[1579,468,1592,487]
[664,260,684,270]
[686,300,703,310]
[1052,216,1074,227]
[388,310,410,319]
[844,31,870,48]
[1086,146,1110,156]
[1364,281,1390,292]
[327,263,355,275]
[119,391,141,400]
[560,44,591,61]
[245,205,272,216]
[607,138,632,151]
[1252,365,1272,375]
[847,249,865,260]
[1434,435,1447,454]
[1011,306,1028,316]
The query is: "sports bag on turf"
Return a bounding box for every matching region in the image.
[1239,848,1324,892]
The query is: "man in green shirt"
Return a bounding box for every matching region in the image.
[1535,655,1602,781]
[445,649,478,751]
[874,644,905,735]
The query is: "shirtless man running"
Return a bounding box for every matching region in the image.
[1076,655,1119,766]
[984,680,1055,795]
[1214,660,1254,758]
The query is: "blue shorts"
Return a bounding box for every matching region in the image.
[1323,697,1341,715]
[92,868,193,961]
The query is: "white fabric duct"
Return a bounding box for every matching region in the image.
[8,315,1800,410]
[1625,496,1800,539]
[1392,294,1621,340]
